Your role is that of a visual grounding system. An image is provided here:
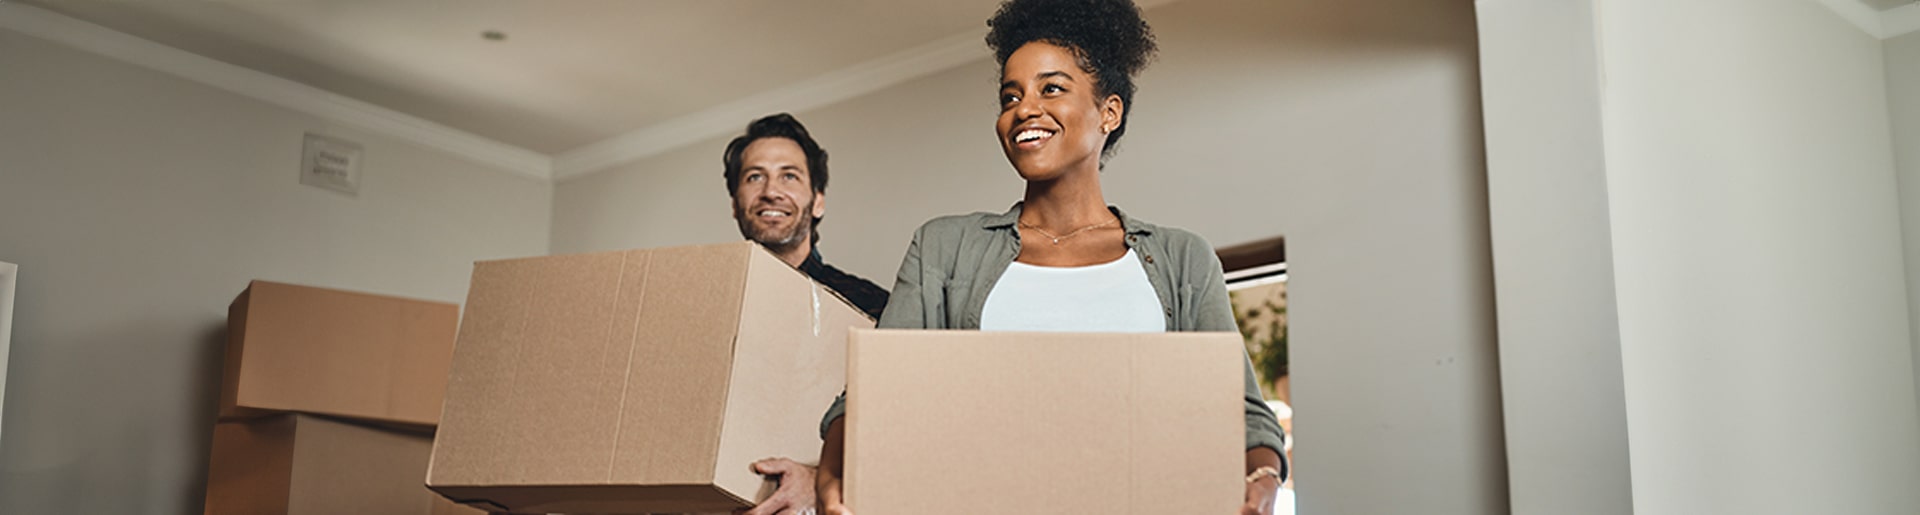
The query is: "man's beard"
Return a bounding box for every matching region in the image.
[734,197,814,254]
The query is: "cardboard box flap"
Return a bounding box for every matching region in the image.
[425,258,538,483]
[843,330,1245,514]
[432,243,754,487]
[433,250,660,484]
[608,243,751,483]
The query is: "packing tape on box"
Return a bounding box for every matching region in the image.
[811,285,822,337]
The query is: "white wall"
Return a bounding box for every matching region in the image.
[1475,1,1633,513]
[0,29,552,514]
[554,0,1508,513]
[1596,1,1920,513]
[1887,31,1920,424]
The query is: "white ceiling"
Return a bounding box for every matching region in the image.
[9,0,1907,179]
[19,0,1032,155]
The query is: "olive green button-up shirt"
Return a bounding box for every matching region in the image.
[820,203,1288,457]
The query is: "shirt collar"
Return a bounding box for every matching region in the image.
[801,246,826,270]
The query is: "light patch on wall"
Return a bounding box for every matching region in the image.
[301,132,363,196]
[0,261,15,450]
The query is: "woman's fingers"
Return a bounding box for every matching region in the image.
[1241,477,1279,515]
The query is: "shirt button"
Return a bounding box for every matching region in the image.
[1143,254,1155,264]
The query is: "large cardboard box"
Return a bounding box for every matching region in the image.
[203,414,486,515]
[428,242,872,514]
[221,280,460,427]
[844,329,1247,514]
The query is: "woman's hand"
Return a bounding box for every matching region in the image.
[739,457,817,515]
[1240,475,1280,515]
[815,418,854,515]
[816,472,851,515]
[1240,447,1284,515]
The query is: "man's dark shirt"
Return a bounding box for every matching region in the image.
[797,248,889,320]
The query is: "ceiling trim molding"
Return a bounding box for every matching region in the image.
[552,30,991,181]
[1812,0,1920,39]
[1884,3,1920,38]
[0,3,555,180]
[1815,0,1890,37]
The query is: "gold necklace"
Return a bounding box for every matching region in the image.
[1019,218,1117,245]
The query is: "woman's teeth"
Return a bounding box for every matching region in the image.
[1015,129,1053,143]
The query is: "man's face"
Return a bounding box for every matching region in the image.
[731,137,826,253]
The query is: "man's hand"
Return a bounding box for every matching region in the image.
[1240,475,1280,515]
[739,457,818,515]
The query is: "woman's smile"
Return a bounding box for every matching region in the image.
[1011,127,1056,149]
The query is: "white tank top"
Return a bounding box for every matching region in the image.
[979,249,1167,333]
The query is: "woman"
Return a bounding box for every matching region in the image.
[814,0,1286,513]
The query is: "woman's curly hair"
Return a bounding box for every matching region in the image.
[986,0,1158,158]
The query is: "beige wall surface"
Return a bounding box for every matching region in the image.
[1598,0,1920,513]
[1887,30,1920,428]
[1475,1,1633,513]
[553,0,1506,513]
[0,30,551,514]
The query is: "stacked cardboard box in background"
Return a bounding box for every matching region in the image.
[205,280,483,515]
[205,414,478,515]
[427,242,873,514]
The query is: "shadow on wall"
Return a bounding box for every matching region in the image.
[0,317,227,514]
[180,321,226,515]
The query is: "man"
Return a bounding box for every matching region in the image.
[724,113,887,515]
[724,113,888,318]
